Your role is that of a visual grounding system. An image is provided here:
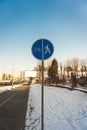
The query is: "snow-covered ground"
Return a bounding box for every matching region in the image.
[0,84,22,94]
[0,86,12,93]
[25,84,87,130]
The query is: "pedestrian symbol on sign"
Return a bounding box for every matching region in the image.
[44,45,50,54]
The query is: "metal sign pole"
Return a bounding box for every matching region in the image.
[31,38,54,130]
[41,39,44,130]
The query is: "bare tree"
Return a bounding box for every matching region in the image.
[2,73,7,80]
[60,62,63,78]
[72,57,79,77]
[80,59,85,77]
[85,58,87,76]
[65,59,73,78]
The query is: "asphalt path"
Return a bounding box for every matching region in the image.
[0,84,29,130]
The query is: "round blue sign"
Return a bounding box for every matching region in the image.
[31,39,54,60]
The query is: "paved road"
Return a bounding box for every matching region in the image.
[0,84,29,130]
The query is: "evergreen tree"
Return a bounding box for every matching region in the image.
[48,66,54,78]
[52,58,58,76]
[48,58,58,78]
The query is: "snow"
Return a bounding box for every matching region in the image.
[0,84,23,94]
[25,84,87,130]
[0,86,12,93]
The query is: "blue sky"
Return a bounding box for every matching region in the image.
[0,0,87,75]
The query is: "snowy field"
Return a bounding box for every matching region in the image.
[25,84,87,130]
